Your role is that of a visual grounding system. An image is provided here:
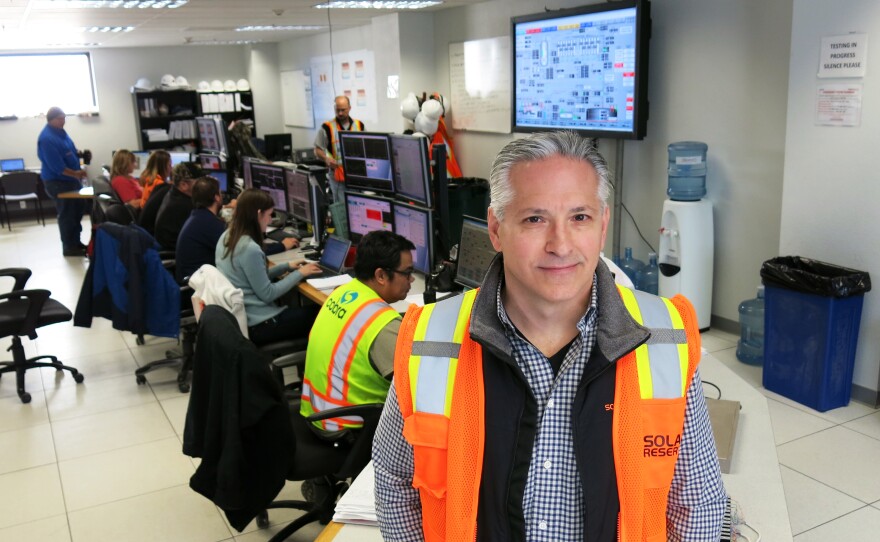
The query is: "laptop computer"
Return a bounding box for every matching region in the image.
[0,158,26,173]
[308,236,351,278]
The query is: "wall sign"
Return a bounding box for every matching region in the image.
[818,33,867,78]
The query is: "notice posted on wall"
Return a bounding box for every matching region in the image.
[815,84,862,127]
[818,34,867,78]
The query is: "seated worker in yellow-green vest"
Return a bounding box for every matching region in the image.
[300,230,416,433]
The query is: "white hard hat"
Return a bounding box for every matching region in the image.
[223,79,237,92]
[414,112,439,137]
[160,74,177,88]
[211,79,224,92]
[133,77,153,91]
[236,78,250,92]
[174,76,189,88]
[197,80,211,93]
[421,98,444,121]
[400,93,419,121]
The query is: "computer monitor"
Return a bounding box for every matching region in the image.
[345,192,394,242]
[390,134,432,208]
[196,117,228,155]
[285,167,312,223]
[242,156,268,189]
[264,133,293,162]
[131,151,150,179]
[306,169,328,245]
[339,132,394,194]
[169,152,191,167]
[198,153,223,171]
[0,158,25,172]
[393,202,434,275]
[249,162,288,212]
[203,168,229,192]
[454,216,498,289]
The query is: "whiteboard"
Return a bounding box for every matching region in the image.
[449,37,511,134]
[281,69,314,128]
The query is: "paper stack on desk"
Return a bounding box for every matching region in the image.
[333,461,378,526]
[306,274,353,290]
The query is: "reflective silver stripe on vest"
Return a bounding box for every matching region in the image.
[302,381,364,430]
[328,300,393,400]
[630,288,686,399]
[414,293,467,415]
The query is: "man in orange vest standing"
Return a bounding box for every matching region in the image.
[373,131,727,541]
[313,95,365,204]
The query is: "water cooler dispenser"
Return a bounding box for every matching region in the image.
[658,142,714,330]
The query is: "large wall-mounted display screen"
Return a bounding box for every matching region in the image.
[511,0,651,139]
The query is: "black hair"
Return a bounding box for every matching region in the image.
[353,230,415,282]
[171,162,203,187]
[191,176,220,209]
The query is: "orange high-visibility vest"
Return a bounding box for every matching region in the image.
[323,118,364,182]
[393,285,701,541]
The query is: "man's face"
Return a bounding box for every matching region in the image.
[335,99,351,123]
[488,155,609,309]
[49,115,66,129]
[377,250,414,303]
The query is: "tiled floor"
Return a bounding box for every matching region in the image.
[1,219,878,541]
[0,221,322,542]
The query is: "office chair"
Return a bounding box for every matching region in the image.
[0,171,46,230]
[74,222,190,392]
[0,268,83,403]
[184,305,382,541]
[90,175,113,196]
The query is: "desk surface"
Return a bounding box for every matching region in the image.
[318,351,793,541]
[57,186,97,199]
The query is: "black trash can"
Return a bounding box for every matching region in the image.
[761,256,871,412]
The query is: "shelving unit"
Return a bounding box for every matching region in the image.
[132,89,257,152]
[132,89,199,151]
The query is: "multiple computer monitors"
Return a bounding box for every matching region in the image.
[344,193,434,275]
[0,158,26,172]
[454,216,498,289]
[284,168,313,223]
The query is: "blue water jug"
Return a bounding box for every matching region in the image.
[736,286,765,366]
[637,252,659,295]
[667,141,708,201]
[620,247,644,286]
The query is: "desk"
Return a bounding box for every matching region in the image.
[317,351,793,541]
[269,244,427,306]
[57,186,96,199]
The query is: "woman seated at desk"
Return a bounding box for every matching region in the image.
[215,188,322,346]
[110,149,143,209]
[139,150,171,207]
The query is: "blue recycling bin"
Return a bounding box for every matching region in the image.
[761,257,871,412]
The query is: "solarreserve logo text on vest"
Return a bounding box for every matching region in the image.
[643,434,681,457]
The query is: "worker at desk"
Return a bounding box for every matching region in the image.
[300,230,416,433]
[373,131,726,541]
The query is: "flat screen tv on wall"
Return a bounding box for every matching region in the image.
[511,0,652,140]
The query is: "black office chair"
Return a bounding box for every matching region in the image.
[184,305,382,541]
[0,171,46,230]
[0,268,83,403]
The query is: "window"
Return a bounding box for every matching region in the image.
[0,53,99,118]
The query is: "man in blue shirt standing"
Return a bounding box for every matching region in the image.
[37,106,88,257]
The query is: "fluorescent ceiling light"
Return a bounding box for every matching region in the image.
[81,26,134,32]
[235,25,324,32]
[188,39,260,45]
[314,1,442,9]
[44,0,188,8]
[46,42,102,47]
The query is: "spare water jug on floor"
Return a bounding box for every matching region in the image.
[637,252,659,295]
[620,247,644,287]
[736,286,765,366]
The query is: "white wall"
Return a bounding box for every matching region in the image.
[247,43,284,138]
[0,46,248,168]
[782,0,880,398]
